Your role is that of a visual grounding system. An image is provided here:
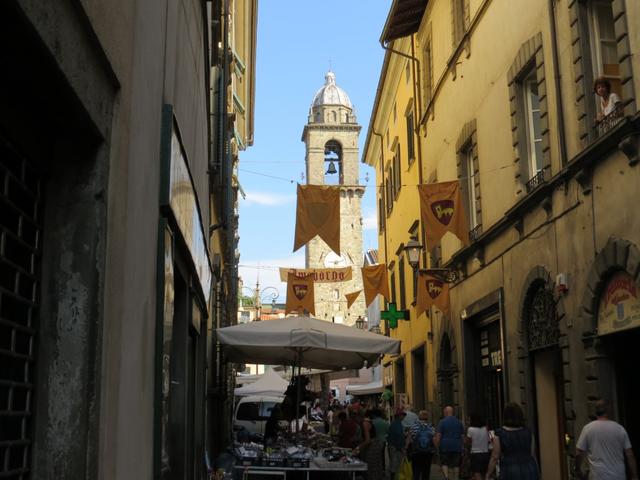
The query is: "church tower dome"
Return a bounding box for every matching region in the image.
[311,71,352,109]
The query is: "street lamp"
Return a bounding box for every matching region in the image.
[404,235,423,270]
[403,234,460,283]
[241,279,279,321]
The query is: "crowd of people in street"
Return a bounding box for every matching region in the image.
[304,396,637,480]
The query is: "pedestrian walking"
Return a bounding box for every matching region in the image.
[408,410,436,480]
[388,408,408,479]
[403,405,420,429]
[435,405,465,480]
[337,411,359,448]
[574,399,639,480]
[354,409,384,480]
[465,412,490,480]
[485,402,538,480]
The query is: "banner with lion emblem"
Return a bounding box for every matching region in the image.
[285,272,315,315]
[418,180,469,248]
[416,272,450,315]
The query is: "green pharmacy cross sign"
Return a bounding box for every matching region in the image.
[381,302,409,329]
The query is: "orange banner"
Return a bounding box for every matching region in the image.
[362,264,390,307]
[416,272,450,315]
[293,184,340,255]
[418,181,469,249]
[345,290,362,309]
[285,273,315,315]
[279,267,352,283]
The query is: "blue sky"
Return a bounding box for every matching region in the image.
[238,1,390,301]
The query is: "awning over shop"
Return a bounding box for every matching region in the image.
[346,380,384,396]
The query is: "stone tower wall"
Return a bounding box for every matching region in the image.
[302,99,366,326]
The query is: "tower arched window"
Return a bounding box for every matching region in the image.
[324,140,343,185]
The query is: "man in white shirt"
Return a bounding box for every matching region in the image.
[575,400,638,480]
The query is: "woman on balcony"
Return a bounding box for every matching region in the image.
[594,77,622,121]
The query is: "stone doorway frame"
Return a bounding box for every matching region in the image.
[578,237,640,416]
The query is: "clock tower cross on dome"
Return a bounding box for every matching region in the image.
[301,71,366,325]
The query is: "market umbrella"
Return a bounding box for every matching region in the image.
[216,316,400,428]
[216,315,400,370]
[234,367,289,397]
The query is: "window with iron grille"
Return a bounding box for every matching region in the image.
[0,138,42,479]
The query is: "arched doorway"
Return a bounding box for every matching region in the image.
[524,280,566,480]
[437,333,455,410]
[579,238,640,465]
[595,270,640,463]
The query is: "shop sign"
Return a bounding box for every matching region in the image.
[279,267,352,283]
[598,271,640,336]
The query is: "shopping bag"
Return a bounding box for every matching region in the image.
[396,456,412,480]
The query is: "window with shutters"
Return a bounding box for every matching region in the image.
[406,109,415,164]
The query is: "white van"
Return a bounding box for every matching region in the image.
[233,395,283,438]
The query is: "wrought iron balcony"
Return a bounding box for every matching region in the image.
[595,105,624,136]
[525,168,547,193]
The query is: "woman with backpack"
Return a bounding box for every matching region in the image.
[408,410,436,480]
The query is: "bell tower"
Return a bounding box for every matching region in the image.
[301,71,366,326]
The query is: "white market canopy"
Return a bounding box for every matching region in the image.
[234,367,289,397]
[346,380,384,396]
[216,316,400,371]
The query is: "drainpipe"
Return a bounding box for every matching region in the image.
[548,0,568,166]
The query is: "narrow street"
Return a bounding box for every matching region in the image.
[1,0,639,479]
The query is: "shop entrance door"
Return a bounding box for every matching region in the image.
[411,346,426,410]
[612,328,640,463]
[0,136,43,479]
[533,349,565,480]
[464,311,504,430]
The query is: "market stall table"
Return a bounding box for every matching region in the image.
[234,457,367,480]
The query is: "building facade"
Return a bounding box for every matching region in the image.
[365,0,639,476]
[302,71,367,326]
[362,31,433,415]
[0,1,256,478]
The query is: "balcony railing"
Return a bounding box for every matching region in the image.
[595,105,624,136]
[525,168,547,193]
[469,223,483,242]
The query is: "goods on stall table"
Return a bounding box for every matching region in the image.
[234,443,262,466]
[262,449,287,468]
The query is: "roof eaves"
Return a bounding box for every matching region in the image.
[380,0,428,44]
